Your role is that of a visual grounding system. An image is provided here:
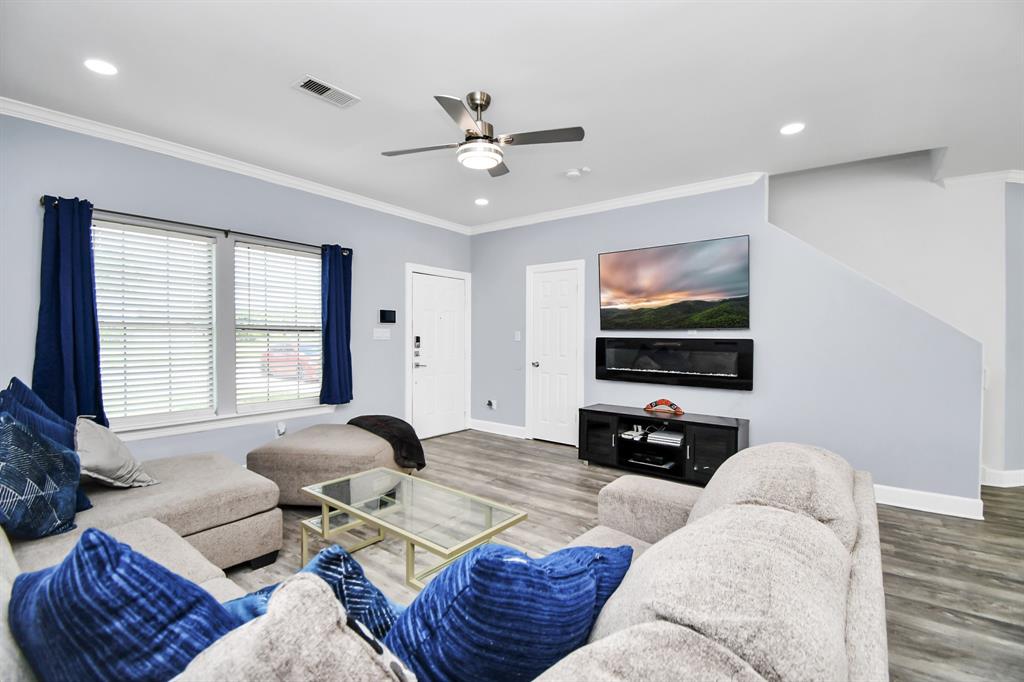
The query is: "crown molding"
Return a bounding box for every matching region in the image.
[0,97,470,235]
[470,172,766,235]
[1,97,768,237]
[940,169,1024,186]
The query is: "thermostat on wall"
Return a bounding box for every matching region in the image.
[379,309,396,324]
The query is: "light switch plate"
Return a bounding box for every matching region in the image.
[513,330,522,342]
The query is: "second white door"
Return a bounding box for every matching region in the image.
[411,271,467,439]
[527,261,583,446]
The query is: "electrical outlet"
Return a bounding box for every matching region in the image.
[485,399,498,410]
[276,421,287,437]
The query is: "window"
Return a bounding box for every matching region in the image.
[92,221,216,421]
[234,242,322,409]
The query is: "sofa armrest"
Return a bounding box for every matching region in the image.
[598,475,703,544]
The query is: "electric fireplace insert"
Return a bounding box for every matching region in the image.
[596,337,753,390]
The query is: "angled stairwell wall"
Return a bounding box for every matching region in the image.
[471,176,983,513]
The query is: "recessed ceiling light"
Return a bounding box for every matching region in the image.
[84,59,118,76]
[474,198,489,206]
[779,122,805,136]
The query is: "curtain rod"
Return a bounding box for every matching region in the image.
[39,196,350,255]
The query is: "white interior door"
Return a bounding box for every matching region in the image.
[527,262,583,446]
[411,271,467,439]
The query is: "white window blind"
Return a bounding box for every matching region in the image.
[92,221,216,421]
[234,242,322,408]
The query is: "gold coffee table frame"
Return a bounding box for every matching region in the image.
[300,468,527,590]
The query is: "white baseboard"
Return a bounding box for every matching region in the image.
[981,466,1024,488]
[874,484,984,520]
[468,418,529,439]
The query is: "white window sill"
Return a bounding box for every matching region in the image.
[114,404,337,442]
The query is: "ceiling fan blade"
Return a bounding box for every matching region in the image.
[435,95,481,135]
[488,161,510,177]
[499,127,585,146]
[381,143,459,157]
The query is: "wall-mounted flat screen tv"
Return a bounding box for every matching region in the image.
[599,235,750,330]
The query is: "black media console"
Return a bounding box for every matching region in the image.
[578,404,749,486]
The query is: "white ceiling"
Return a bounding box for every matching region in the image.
[1,1,1021,229]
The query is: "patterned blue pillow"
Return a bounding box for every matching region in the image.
[0,412,80,539]
[224,544,399,639]
[9,528,239,682]
[2,379,92,512]
[384,544,600,682]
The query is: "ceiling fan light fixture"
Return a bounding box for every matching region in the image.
[457,140,503,170]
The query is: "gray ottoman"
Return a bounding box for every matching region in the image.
[247,424,411,506]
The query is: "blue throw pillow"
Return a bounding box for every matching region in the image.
[0,412,80,539]
[1,379,92,511]
[9,528,239,682]
[384,544,601,682]
[224,544,399,639]
[0,391,76,451]
[552,544,633,621]
[5,377,66,425]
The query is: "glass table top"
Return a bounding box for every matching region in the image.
[304,468,524,553]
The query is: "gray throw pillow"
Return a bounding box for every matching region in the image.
[174,574,415,682]
[74,418,158,488]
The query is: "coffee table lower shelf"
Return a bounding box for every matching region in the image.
[300,505,525,590]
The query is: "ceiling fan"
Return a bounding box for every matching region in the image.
[381,91,585,177]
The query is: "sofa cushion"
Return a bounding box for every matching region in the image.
[567,525,651,560]
[175,574,415,682]
[9,528,239,682]
[0,412,81,540]
[687,442,859,551]
[199,577,247,603]
[13,517,226,585]
[591,504,851,682]
[11,452,277,555]
[597,475,702,544]
[537,621,766,682]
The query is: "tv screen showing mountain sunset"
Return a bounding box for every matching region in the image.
[599,235,750,330]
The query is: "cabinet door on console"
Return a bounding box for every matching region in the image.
[579,412,618,466]
[685,423,738,485]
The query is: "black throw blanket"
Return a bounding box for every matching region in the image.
[348,415,426,470]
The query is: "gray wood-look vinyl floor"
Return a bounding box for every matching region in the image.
[227,430,1024,682]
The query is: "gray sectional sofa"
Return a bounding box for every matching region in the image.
[1,442,888,682]
[543,442,889,681]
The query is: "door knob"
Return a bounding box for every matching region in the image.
[531,361,540,367]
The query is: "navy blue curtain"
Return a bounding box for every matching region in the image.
[32,196,108,426]
[320,244,353,405]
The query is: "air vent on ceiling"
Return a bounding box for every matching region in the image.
[294,75,360,109]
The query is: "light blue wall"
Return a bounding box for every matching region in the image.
[1006,183,1024,470]
[0,115,987,497]
[471,179,983,499]
[0,115,471,464]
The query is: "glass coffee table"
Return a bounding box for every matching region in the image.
[301,468,527,589]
